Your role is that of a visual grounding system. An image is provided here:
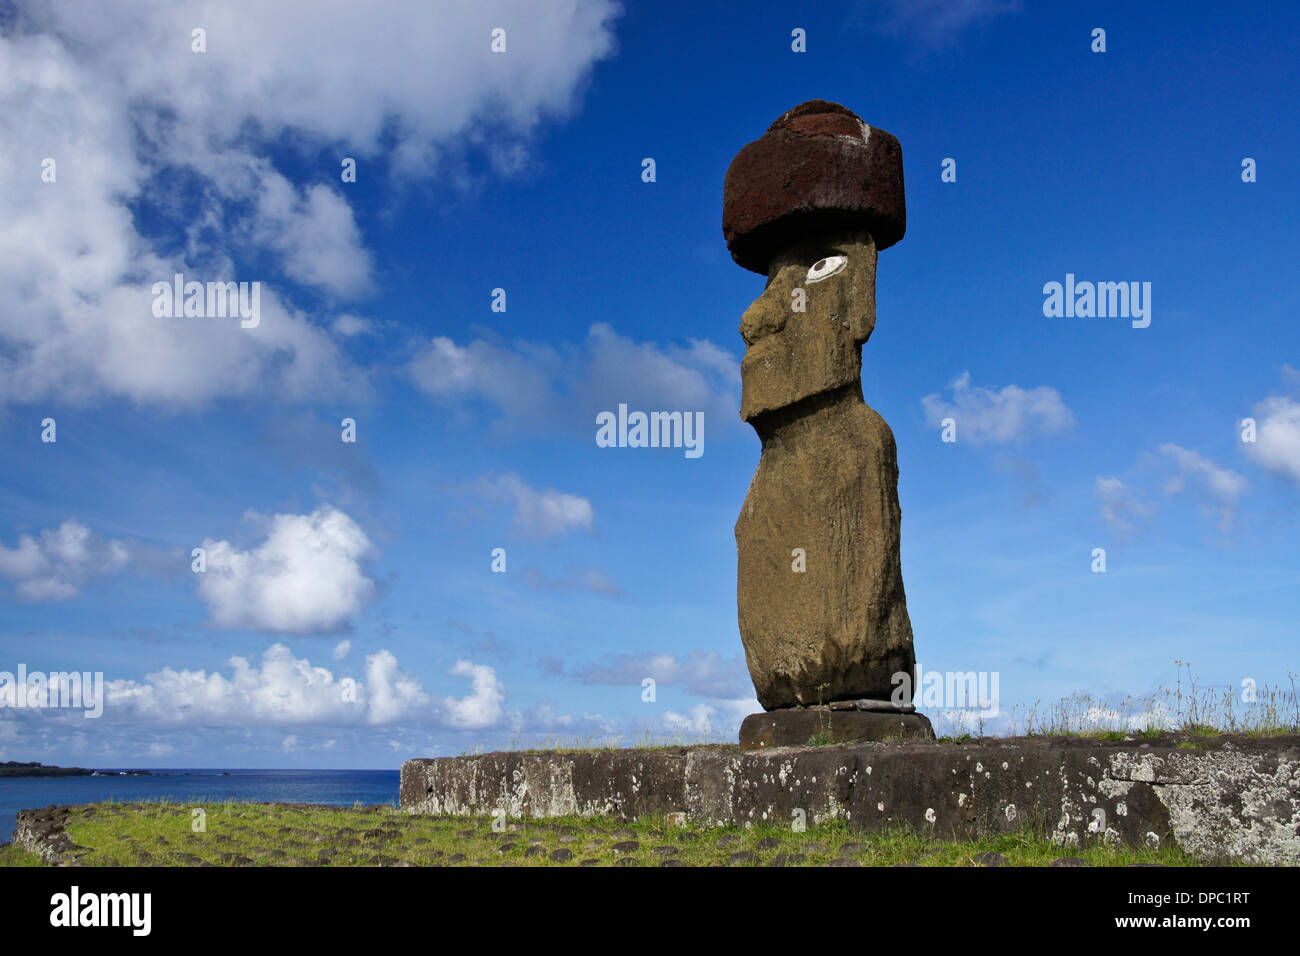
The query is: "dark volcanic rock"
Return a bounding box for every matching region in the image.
[401,733,1300,863]
[723,100,906,274]
[740,710,933,750]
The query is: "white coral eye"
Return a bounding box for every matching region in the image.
[805,255,847,283]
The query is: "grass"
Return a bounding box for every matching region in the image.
[932,662,1299,740]
[0,800,1221,868]
[0,843,46,866]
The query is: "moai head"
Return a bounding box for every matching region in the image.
[723,101,906,424]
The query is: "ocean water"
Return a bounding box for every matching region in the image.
[0,769,400,843]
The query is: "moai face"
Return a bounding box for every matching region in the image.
[739,228,878,424]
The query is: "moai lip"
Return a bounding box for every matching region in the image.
[726,100,922,717]
[723,100,906,276]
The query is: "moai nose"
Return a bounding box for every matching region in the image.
[738,276,790,345]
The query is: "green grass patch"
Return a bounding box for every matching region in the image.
[0,800,1225,868]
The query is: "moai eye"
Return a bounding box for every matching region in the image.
[805,255,847,284]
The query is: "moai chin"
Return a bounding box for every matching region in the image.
[724,100,933,747]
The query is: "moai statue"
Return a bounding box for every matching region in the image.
[723,100,933,748]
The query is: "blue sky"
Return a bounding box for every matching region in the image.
[1,0,1296,767]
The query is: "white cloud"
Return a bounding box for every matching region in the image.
[662,703,717,734]
[103,642,508,733]
[921,371,1073,446]
[480,473,594,538]
[411,336,562,421]
[663,697,757,737]
[524,700,578,731]
[108,643,375,725]
[330,314,372,338]
[365,649,429,725]
[441,660,506,730]
[1159,443,1247,531]
[332,640,352,661]
[251,179,372,298]
[1243,395,1300,485]
[197,505,375,634]
[1093,476,1155,534]
[1,0,620,409]
[0,519,129,600]
[411,323,741,434]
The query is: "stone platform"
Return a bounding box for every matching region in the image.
[400,733,1300,864]
[739,709,934,749]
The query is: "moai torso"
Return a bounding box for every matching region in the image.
[724,101,916,711]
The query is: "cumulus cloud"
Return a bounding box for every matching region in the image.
[921,372,1074,446]
[102,642,506,731]
[410,323,741,436]
[1159,443,1247,532]
[441,660,507,729]
[365,649,429,725]
[663,697,759,738]
[0,519,129,600]
[479,473,594,538]
[1,1,620,409]
[1243,395,1300,485]
[1093,476,1155,534]
[197,505,376,634]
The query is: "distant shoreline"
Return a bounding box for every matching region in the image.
[0,761,151,778]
